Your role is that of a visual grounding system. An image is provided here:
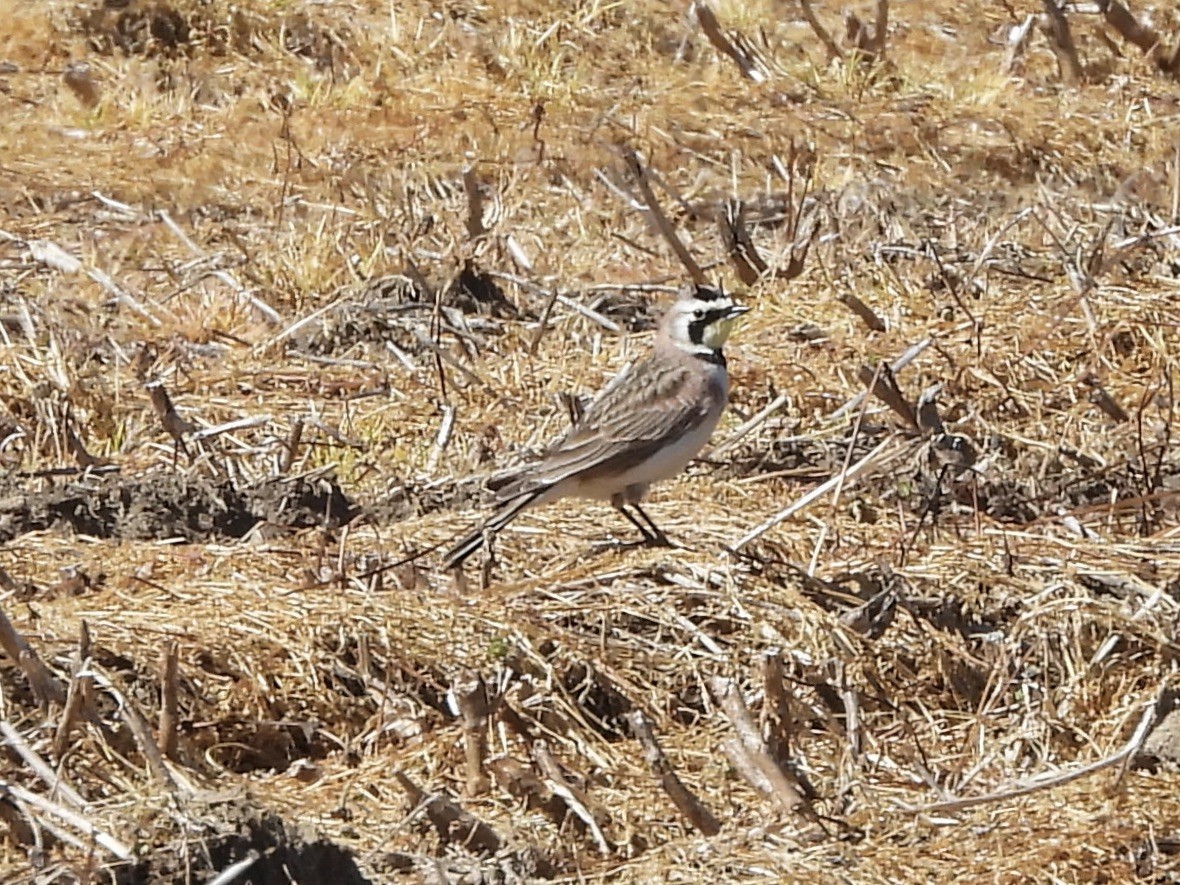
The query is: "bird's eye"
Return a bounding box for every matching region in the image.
[693,309,705,319]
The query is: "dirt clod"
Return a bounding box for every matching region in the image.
[118,810,370,885]
[0,471,358,542]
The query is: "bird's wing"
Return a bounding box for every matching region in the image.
[494,359,713,500]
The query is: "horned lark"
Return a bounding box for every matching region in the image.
[443,282,748,569]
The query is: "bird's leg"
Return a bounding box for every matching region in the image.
[630,503,672,547]
[898,463,950,567]
[613,502,657,544]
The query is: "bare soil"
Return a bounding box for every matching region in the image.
[0,471,357,543]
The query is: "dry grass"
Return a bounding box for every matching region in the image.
[2,0,1180,881]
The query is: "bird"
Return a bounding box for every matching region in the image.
[442,281,748,569]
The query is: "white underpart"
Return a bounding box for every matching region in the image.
[555,372,728,503]
[572,409,723,500]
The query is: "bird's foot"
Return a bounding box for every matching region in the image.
[641,529,674,549]
[589,536,647,556]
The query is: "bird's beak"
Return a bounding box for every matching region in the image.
[726,304,750,319]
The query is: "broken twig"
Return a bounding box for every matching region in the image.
[626,710,721,836]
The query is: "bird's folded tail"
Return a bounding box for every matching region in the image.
[441,490,544,570]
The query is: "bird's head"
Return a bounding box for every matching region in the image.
[663,282,749,355]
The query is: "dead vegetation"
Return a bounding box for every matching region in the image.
[2,0,1180,881]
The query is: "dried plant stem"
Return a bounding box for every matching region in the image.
[712,393,790,456]
[718,199,767,285]
[488,756,567,826]
[89,667,177,790]
[858,362,919,429]
[731,437,901,549]
[207,851,261,885]
[158,209,282,325]
[1039,0,1084,84]
[23,235,163,326]
[794,0,844,60]
[0,781,132,860]
[190,414,272,443]
[0,719,86,808]
[1003,14,1037,74]
[1083,374,1130,423]
[53,621,102,758]
[454,670,491,795]
[158,640,179,761]
[146,381,194,454]
[620,148,706,284]
[900,697,1158,814]
[410,328,487,387]
[838,292,887,332]
[721,736,773,795]
[843,0,889,60]
[462,166,487,239]
[280,416,304,474]
[52,669,91,759]
[533,740,611,855]
[626,711,721,836]
[1097,0,1163,59]
[871,0,889,54]
[709,676,811,815]
[830,337,933,421]
[693,1,765,82]
[528,284,563,354]
[0,603,66,707]
[393,770,502,854]
[762,652,794,764]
